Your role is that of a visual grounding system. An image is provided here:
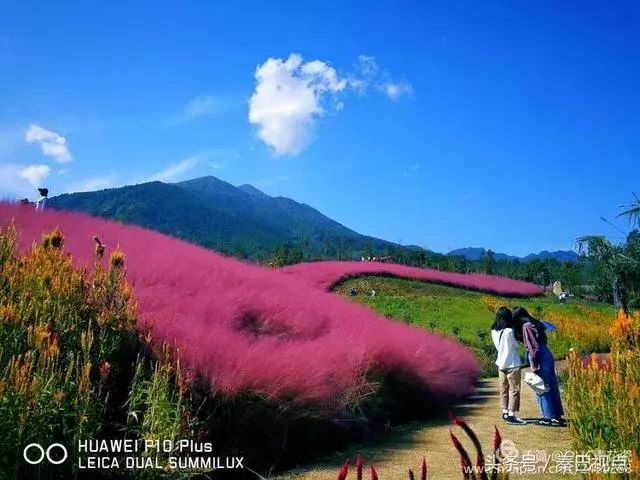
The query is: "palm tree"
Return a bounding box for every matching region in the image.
[576,194,640,312]
[617,192,640,226]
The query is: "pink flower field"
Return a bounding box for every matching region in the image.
[0,203,498,414]
[282,260,543,296]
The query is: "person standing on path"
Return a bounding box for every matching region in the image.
[491,307,526,425]
[512,306,565,426]
[35,187,48,211]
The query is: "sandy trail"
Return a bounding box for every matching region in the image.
[279,373,575,479]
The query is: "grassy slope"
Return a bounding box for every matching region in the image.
[334,276,613,375]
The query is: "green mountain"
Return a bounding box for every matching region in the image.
[48,176,402,259]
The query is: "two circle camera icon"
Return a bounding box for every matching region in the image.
[23,443,68,465]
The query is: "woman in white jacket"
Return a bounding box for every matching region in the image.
[491,307,526,425]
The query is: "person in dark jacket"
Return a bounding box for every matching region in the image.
[513,307,565,426]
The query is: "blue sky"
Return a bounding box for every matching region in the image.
[1,1,639,256]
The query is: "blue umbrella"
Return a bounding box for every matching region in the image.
[543,321,557,332]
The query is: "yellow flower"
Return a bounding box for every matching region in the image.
[53,389,64,405]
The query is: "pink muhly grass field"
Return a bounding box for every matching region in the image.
[282,260,543,296]
[1,203,479,411]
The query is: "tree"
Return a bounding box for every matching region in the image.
[525,259,551,286]
[617,193,640,226]
[557,261,581,292]
[481,249,496,275]
[577,236,638,312]
[576,195,640,311]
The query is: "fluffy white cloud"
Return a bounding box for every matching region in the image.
[248,54,347,156]
[25,124,72,163]
[147,156,199,182]
[17,164,51,186]
[249,54,413,155]
[0,163,51,199]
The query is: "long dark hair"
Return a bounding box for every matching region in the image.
[491,306,513,331]
[512,306,546,342]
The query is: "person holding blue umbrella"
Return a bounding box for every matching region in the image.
[513,307,565,426]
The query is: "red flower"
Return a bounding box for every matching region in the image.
[337,459,349,480]
[370,465,379,480]
[493,426,502,453]
[99,361,110,378]
[356,454,363,480]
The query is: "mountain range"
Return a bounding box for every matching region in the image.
[48,176,578,262]
[447,247,578,263]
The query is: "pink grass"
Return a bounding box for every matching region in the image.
[281,261,543,296]
[1,203,479,410]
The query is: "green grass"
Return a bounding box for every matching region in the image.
[335,276,614,376]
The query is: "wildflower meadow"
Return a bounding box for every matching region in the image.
[567,309,640,476]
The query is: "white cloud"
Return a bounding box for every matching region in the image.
[25,124,72,163]
[249,54,413,155]
[356,55,380,78]
[248,53,347,156]
[349,55,380,93]
[147,156,199,182]
[352,56,414,100]
[381,81,414,100]
[0,163,51,199]
[17,164,51,186]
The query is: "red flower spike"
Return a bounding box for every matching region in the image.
[449,412,464,426]
[337,459,349,480]
[356,454,363,480]
[450,429,474,480]
[451,416,486,479]
[493,426,502,453]
[370,465,379,480]
[421,456,427,480]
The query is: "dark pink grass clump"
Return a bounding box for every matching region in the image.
[1,203,479,409]
[281,261,543,297]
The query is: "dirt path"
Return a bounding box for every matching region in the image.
[278,373,576,479]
